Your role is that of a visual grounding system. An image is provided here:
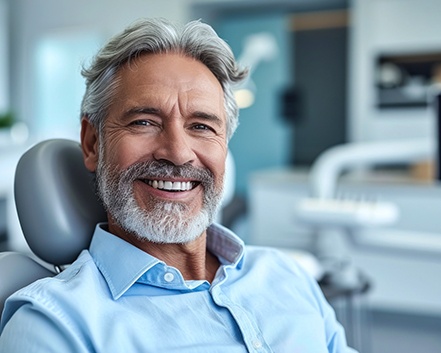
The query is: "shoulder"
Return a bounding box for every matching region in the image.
[0,251,101,352]
[239,245,308,283]
[241,245,326,299]
[243,245,317,277]
[26,250,99,292]
[1,250,104,326]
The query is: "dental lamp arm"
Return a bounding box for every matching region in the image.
[309,138,436,200]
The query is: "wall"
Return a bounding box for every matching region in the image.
[215,12,293,195]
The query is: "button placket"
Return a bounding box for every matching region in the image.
[252,339,263,349]
[211,287,270,352]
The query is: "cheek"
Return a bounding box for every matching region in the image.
[201,148,227,186]
[104,138,147,169]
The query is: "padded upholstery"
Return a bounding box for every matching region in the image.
[14,139,106,265]
[0,139,106,318]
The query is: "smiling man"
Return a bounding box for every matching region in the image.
[83,53,227,282]
[0,18,357,353]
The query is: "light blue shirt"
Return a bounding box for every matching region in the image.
[0,223,356,352]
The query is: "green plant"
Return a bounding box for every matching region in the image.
[0,111,14,128]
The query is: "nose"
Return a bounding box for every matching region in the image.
[152,125,196,166]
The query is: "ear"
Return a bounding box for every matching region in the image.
[80,117,99,172]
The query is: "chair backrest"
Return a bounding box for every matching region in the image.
[14,138,107,265]
[0,139,106,315]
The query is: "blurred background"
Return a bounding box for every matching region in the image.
[2,0,441,352]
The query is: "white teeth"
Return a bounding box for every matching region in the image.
[148,180,193,191]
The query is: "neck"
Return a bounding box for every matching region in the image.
[110,223,220,282]
[144,238,220,283]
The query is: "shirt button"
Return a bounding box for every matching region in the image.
[164,272,175,282]
[252,339,262,349]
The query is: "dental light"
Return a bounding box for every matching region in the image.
[235,32,278,109]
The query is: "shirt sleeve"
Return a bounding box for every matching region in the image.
[321,301,359,353]
[0,298,89,353]
[303,269,359,353]
[277,250,359,353]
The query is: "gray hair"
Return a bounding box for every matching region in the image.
[80,18,248,140]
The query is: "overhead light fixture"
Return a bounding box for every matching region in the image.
[235,87,255,109]
[235,79,256,109]
[235,32,278,109]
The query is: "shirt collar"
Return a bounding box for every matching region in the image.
[206,223,244,267]
[89,223,245,300]
[89,224,160,299]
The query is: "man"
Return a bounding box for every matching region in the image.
[0,18,357,352]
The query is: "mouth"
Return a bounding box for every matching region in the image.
[142,179,199,192]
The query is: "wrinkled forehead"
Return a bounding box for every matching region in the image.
[112,53,225,116]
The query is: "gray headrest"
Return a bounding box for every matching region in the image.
[14,139,107,265]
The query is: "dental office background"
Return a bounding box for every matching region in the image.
[2,0,441,352]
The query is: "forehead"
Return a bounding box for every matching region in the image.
[112,53,225,116]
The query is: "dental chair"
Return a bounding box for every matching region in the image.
[0,139,107,317]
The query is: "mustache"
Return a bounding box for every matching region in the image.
[121,160,215,184]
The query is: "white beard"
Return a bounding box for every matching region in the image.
[95,147,224,244]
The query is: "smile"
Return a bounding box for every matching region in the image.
[144,179,197,192]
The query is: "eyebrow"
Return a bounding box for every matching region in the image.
[122,107,161,119]
[122,107,223,125]
[193,111,224,127]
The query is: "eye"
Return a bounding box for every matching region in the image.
[192,124,215,132]
[130,120,152,126]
